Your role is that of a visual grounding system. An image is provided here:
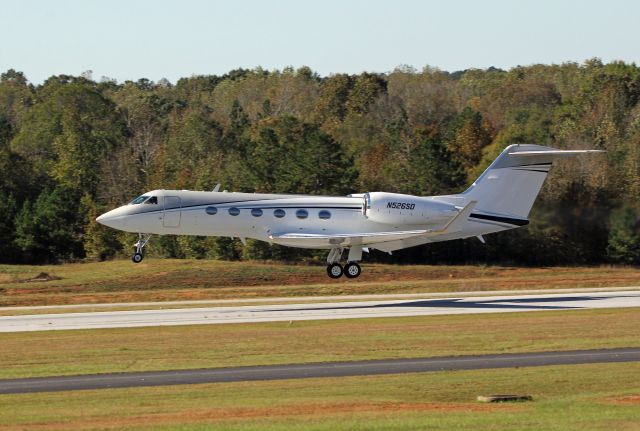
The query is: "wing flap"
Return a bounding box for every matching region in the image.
[270,229,427,240]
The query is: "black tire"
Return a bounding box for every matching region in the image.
[132,253,144,263]
[327,263,343,278]
[344,262,361,278]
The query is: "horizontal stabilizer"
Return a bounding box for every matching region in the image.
[511,150,605,157]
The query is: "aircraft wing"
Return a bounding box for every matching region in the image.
[269,201,477,247]
[269,229,428,246]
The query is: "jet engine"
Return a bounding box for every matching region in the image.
[363,192,457,225]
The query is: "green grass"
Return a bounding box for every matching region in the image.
[2,261,640,429]
[1,287,639,429]
[1,308,638,379]
[1,363,639,430]
[1,259,640,306]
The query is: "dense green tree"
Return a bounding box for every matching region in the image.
[314,74,353,124]
[445,107,493,178]
[11,83,126,197]
[109,83,170,190]
[208,237,242,260]
[0,69,33,126]
[0,191,18,261]
[607,206,640,264]
[14,187,83,262]
[245,116,354,194]
[405,129,466,195]
[175,236,210,259]
[81,195,121,260]
[1,63,640,265]
[159,107,224,189]
[0,114,37,262]
[346,73,387,115]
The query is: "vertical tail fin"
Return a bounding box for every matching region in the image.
[462,144,604,219]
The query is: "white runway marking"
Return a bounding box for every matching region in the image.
[1,290,639,332]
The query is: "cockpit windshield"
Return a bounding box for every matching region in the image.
[129,195,149,205]
[129,195,158,205]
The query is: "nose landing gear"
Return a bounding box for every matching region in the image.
[132,233,152,263]
[325,247,364,279]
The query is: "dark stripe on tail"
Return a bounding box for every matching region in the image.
[470,213,530,226]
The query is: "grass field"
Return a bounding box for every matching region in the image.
[2,261,640,430]
[1,308,638,379]
[1,363,639,430]
[1,259,640,306]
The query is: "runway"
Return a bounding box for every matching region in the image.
[1,348,638,394]
[1,290,639,332]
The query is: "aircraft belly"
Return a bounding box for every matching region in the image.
[269,233,425,249]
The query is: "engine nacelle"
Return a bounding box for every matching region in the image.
[363,192,457,225]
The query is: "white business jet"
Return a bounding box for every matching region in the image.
[96,144,602,278]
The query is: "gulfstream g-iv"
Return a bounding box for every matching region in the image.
[96,145,603,278]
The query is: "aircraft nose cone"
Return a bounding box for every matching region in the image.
[96,210,126,230]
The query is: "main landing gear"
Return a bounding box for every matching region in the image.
[132,233,152,263]
[326,248,363,279]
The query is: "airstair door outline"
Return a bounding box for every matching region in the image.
[163,196,181,227]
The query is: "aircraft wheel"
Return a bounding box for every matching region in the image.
[132,253,144,263]
[327,263,343,278]
[344,262,361,278]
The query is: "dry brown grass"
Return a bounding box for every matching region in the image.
[600,395,640,405]
[1,260,639,307]
[0,402,518,431]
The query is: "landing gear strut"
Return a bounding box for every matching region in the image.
[132,233,152,263]
[325,247,364,279]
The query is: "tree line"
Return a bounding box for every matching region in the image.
[1,59,639,265]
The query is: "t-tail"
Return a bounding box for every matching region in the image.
[459,144,604,220]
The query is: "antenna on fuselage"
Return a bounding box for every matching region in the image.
[212,184,221,192]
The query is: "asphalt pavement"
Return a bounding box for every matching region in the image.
[1,348,638,394]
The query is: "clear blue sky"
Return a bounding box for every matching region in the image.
[1,0,639,84]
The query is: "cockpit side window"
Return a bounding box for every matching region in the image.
[145,196,158,204]
[129,195,149,205]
